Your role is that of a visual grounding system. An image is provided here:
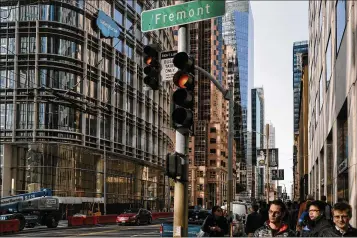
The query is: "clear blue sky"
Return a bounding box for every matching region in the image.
[251,1,309,197]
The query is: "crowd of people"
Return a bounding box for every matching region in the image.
[199,195,357,237]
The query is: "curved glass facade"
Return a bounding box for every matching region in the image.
[0,0,175,211]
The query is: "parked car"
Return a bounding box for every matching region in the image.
[116,208,152,225]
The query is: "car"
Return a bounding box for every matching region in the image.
[116,208,152,225]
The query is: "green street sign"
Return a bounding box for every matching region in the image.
[141,0,225,32]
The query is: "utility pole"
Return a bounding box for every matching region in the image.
[265,124,270,203]
[173,23,189,238]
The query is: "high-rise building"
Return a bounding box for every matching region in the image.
[0,0,175,212]
[252,88,265,165]
[186,17,235,208]
[293,41,308,134]
[223,0,254,198]
[264,123,276,149]
[251,88,264,198]
[308,1,357,222]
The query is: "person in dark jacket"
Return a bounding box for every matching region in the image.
[306,200,338,237]
[201,205,228,237]
[259,201,269,226]
[245,204,262,236]
[254,200,295,237]
[329,202,357,237]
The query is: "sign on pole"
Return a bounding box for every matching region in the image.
[272,169,284,180]
[160,51,178,81]
[141,0,225,32]
[256,148,279,167]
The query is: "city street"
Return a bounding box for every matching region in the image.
[5,219,169,237]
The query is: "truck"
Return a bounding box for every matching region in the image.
[0,189,61,231]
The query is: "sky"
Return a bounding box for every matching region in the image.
[250,1,309,197]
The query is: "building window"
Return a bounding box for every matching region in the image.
[197,184,203,191]
[326,32,331,90]
[126,17,133,31]
[210,171,216,178]
[113,38,123,52]
[114,8,123,26]
[209,149,216,154]
[336,0,346,54]
[135,1,142,14]
[210,160,215,166]
[125,43,134,59]
[210,127,216,133]
[197,171,203,177]
[210,138,216,144]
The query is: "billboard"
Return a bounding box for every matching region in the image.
[272,169,284,180]
[256,148,279,167]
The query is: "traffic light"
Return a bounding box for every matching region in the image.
[171,52,195,134]
[143,44,161,90]
[166,152,184,180]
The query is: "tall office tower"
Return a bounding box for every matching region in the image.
[0,0,175,212]
[251,88,264,198]
[293,41,308,134]
[223,0,254,198]
[264,123,276,149]
[187,17,235,208]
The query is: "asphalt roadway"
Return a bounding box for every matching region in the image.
[4,219,172,237]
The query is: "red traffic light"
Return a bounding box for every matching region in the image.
[173,71,193,89]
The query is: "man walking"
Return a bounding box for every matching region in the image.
[245,204,262,236]
[254,200,295,237]
[330,202,357,237]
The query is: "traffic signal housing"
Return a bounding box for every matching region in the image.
[166,152,184,181]
[143,44,161,90]
[171,52,195,134]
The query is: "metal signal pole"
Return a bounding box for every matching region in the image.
[173,23,189,238]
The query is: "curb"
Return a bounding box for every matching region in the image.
[14,218,173,235]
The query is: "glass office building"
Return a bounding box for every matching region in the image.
[223,0,254,162]
[293,41,308,133]
[0,0,175,211]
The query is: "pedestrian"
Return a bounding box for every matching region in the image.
[330,202,357,237]
[245,204,262,236]
[297,200,311,237]
[305,200,337,237]
[259,201,268,226]
[321,195,332,222]
[253,200,295,237]
[296,194,314,233]
[200,205,228,237]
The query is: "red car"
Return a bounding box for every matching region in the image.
[117,208,152,225]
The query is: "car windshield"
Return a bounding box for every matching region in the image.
[124,209,139,213]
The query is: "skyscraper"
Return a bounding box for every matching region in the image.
[251,87,264,198]
[293,41,308,133]
[223,0,254,198]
